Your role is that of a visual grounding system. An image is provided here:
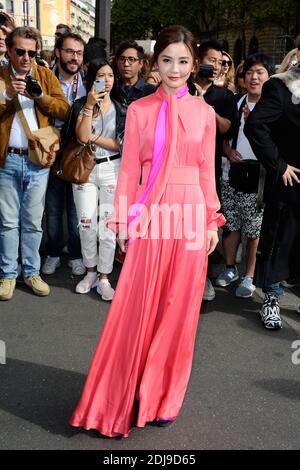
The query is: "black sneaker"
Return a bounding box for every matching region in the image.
[261,294,282,330]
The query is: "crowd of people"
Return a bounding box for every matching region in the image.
[0,9,299,439]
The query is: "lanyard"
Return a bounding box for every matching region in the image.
[71,73,79,102]
[55,66,80,104]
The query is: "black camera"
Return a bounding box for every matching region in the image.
[198,64,214,79]
[35,54,47,67]
[26,76,42,97]
[0,13,7,27]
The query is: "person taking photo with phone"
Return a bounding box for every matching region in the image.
[71,58,125,300]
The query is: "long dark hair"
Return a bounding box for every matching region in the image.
[85,58,115,94]
[149,25,198,74]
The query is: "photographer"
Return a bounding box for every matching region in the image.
[0,27,69,301]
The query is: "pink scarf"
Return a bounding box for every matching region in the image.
[128,84,189,238]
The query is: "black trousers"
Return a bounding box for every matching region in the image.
[254,201,300,287]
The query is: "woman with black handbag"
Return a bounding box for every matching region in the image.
[71,58,125,300]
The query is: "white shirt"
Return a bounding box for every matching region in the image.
[236,96,256,161]
[222,94,257,181]
[7,66,39,149]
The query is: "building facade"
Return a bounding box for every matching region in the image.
[3,0,95,48]
[70,0,95,43]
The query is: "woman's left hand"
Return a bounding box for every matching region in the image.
[207,230,219,255]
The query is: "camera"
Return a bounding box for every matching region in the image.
[198,64,214,79]
[35,54,47,67]
[25,76,42,97]
[0,13,7,27]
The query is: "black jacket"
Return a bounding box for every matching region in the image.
[244,68,300,205]
[61,96,126,151]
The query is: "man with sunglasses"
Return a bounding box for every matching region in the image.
[0,27,69,301]
[54,24,71,46]
[113,40,155,109]
[41,32,86,277]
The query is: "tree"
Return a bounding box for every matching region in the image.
[111,0,300,48]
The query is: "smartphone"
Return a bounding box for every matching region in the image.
[95,79,106,93]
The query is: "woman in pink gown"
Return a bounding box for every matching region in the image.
[70,25,225,438]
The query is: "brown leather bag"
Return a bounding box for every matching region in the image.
[13,97,60,168]
[53,140,96,184]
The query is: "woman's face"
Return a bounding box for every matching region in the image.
[95,65,114,93]
[157,42,194,94]
[221,54,231,74]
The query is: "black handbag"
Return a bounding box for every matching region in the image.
[229,160,260,193]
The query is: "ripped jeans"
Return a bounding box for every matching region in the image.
[72,158,121,274]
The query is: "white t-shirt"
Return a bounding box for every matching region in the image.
[236,96,256,161]
[222,94,257,181]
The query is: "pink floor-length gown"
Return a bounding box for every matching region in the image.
[70,85,225,437]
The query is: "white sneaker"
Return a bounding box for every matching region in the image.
[202,278,215,301]
[41,257,61,275]
[97,279,115,301]
[68,259,86,275]
[75,272,98,294]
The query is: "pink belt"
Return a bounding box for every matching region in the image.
[141,166,200,185]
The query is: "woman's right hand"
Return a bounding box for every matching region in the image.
[85,88,106,108]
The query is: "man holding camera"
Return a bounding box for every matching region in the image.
[0,27,69,300]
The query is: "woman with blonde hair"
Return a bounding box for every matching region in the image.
[276,48,298,73]
[215,51,235,92]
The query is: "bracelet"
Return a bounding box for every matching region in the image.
[82,111,93,117]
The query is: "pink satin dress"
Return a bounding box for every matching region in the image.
[70,85,225,437]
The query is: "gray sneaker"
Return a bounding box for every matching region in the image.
[202,278,215,301]
[235,276,256,298]
[215,266,239,287]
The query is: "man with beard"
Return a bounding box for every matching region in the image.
[42,32,86,277]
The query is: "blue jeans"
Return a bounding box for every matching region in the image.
[45,173,81,259]
[262,282,284,297]
[0,152,49,278]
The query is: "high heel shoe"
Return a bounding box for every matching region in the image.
[156,417,176,427]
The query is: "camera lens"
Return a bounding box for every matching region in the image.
[26,77,42,97]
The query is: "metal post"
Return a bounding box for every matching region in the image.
[36,0,40,30]
[95,0,111,53]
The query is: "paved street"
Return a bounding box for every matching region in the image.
[1,254,300,450]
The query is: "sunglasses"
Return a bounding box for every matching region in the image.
[14,48,37,58]
[222,59,232,67]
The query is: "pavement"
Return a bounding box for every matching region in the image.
[0,252,300,450]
